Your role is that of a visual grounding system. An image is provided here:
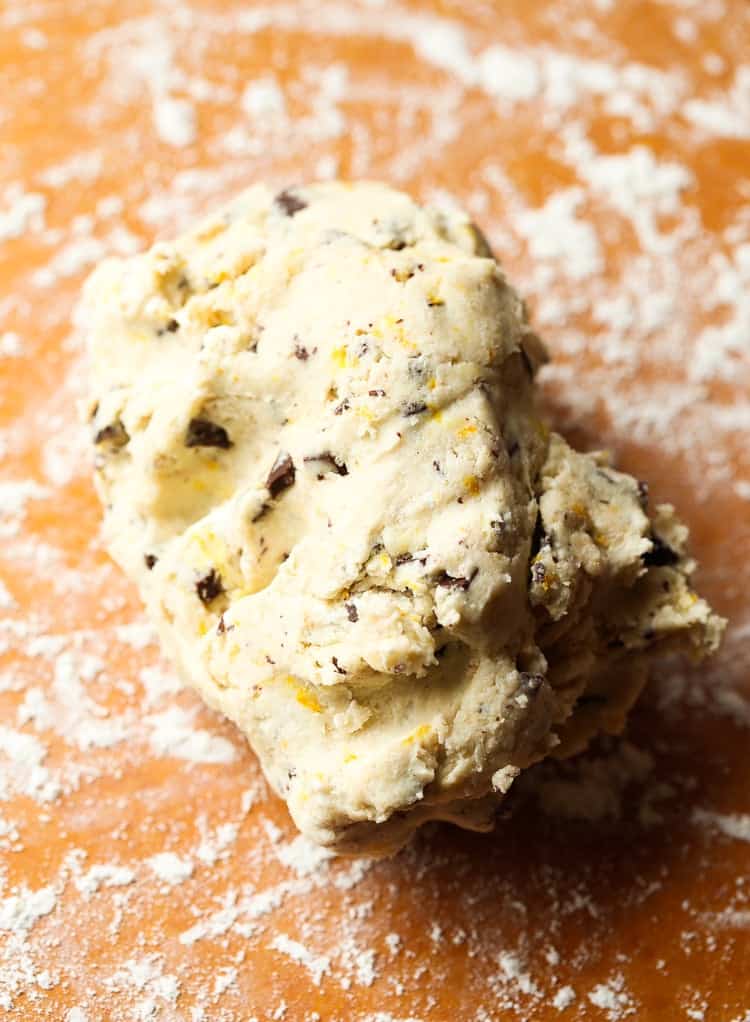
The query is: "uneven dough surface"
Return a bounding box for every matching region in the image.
[82,182,724,855]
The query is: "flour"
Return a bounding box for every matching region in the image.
[145,706,238,764]
[241,76,288,120]
[0,332,22,358]
[0,727,61,803]
[0,184,46,243]
[0,480,49,539]
[274,835,334,878]
[74,864,137,899]
[552,985,576,1010]
[588,976,635,1019]
[153,95,198,148]
[513,188,603,281]
[693,809,750,843]
[0,886,56,933]
[147,852,195,885]
[1,0,748,1018]
[270,935,331,986]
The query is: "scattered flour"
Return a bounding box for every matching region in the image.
[147,852,195,885]
[0,886,56,933]
[153,95,198,148]
[74,864,137,899]
[553,985,576,1010]
[1,1,747,1019]
[270,934,331,986]
[0,184,46,242]
[693,809,750,843]
[145,706,237,764]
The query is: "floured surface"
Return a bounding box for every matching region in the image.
[0,0,748,1017]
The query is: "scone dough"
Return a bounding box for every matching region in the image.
[82,182,724,855]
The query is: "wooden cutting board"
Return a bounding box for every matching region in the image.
[0,1,748,1018]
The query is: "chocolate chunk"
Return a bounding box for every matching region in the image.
[368,389,386,397]
[185,418,232,449]
[332,656,347,675]
[217,614,226,634]
[144,553,158,570]
[643,534,679,567]
[402,401,427,417]
[196,568,223,605]
[293,342,310,360]
[275,189,307,216]
[266,452,296,497]
[345,603,358,623]
[94,420,130,448]
[156,318,179,337]
[334,398,350,416]
[436,568,477,591]
[303,452,348,476]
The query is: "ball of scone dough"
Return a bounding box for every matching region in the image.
[82,182,724,855]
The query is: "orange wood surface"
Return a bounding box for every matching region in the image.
[0,1,749,1019]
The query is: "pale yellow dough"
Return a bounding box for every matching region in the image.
[82,182,724,855]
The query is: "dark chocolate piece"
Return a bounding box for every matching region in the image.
[196,568,223,605]
[643,534,679,567]
[345,603,358,622]
[402,401,427,417]
[436,568,478,591]
[303,452,348,477]
[94,420,130,448]
[275,189,307,216]
[266,452,296,497]
[144,553,158,570]
[185,418,232,449]
[332,656,347,675]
